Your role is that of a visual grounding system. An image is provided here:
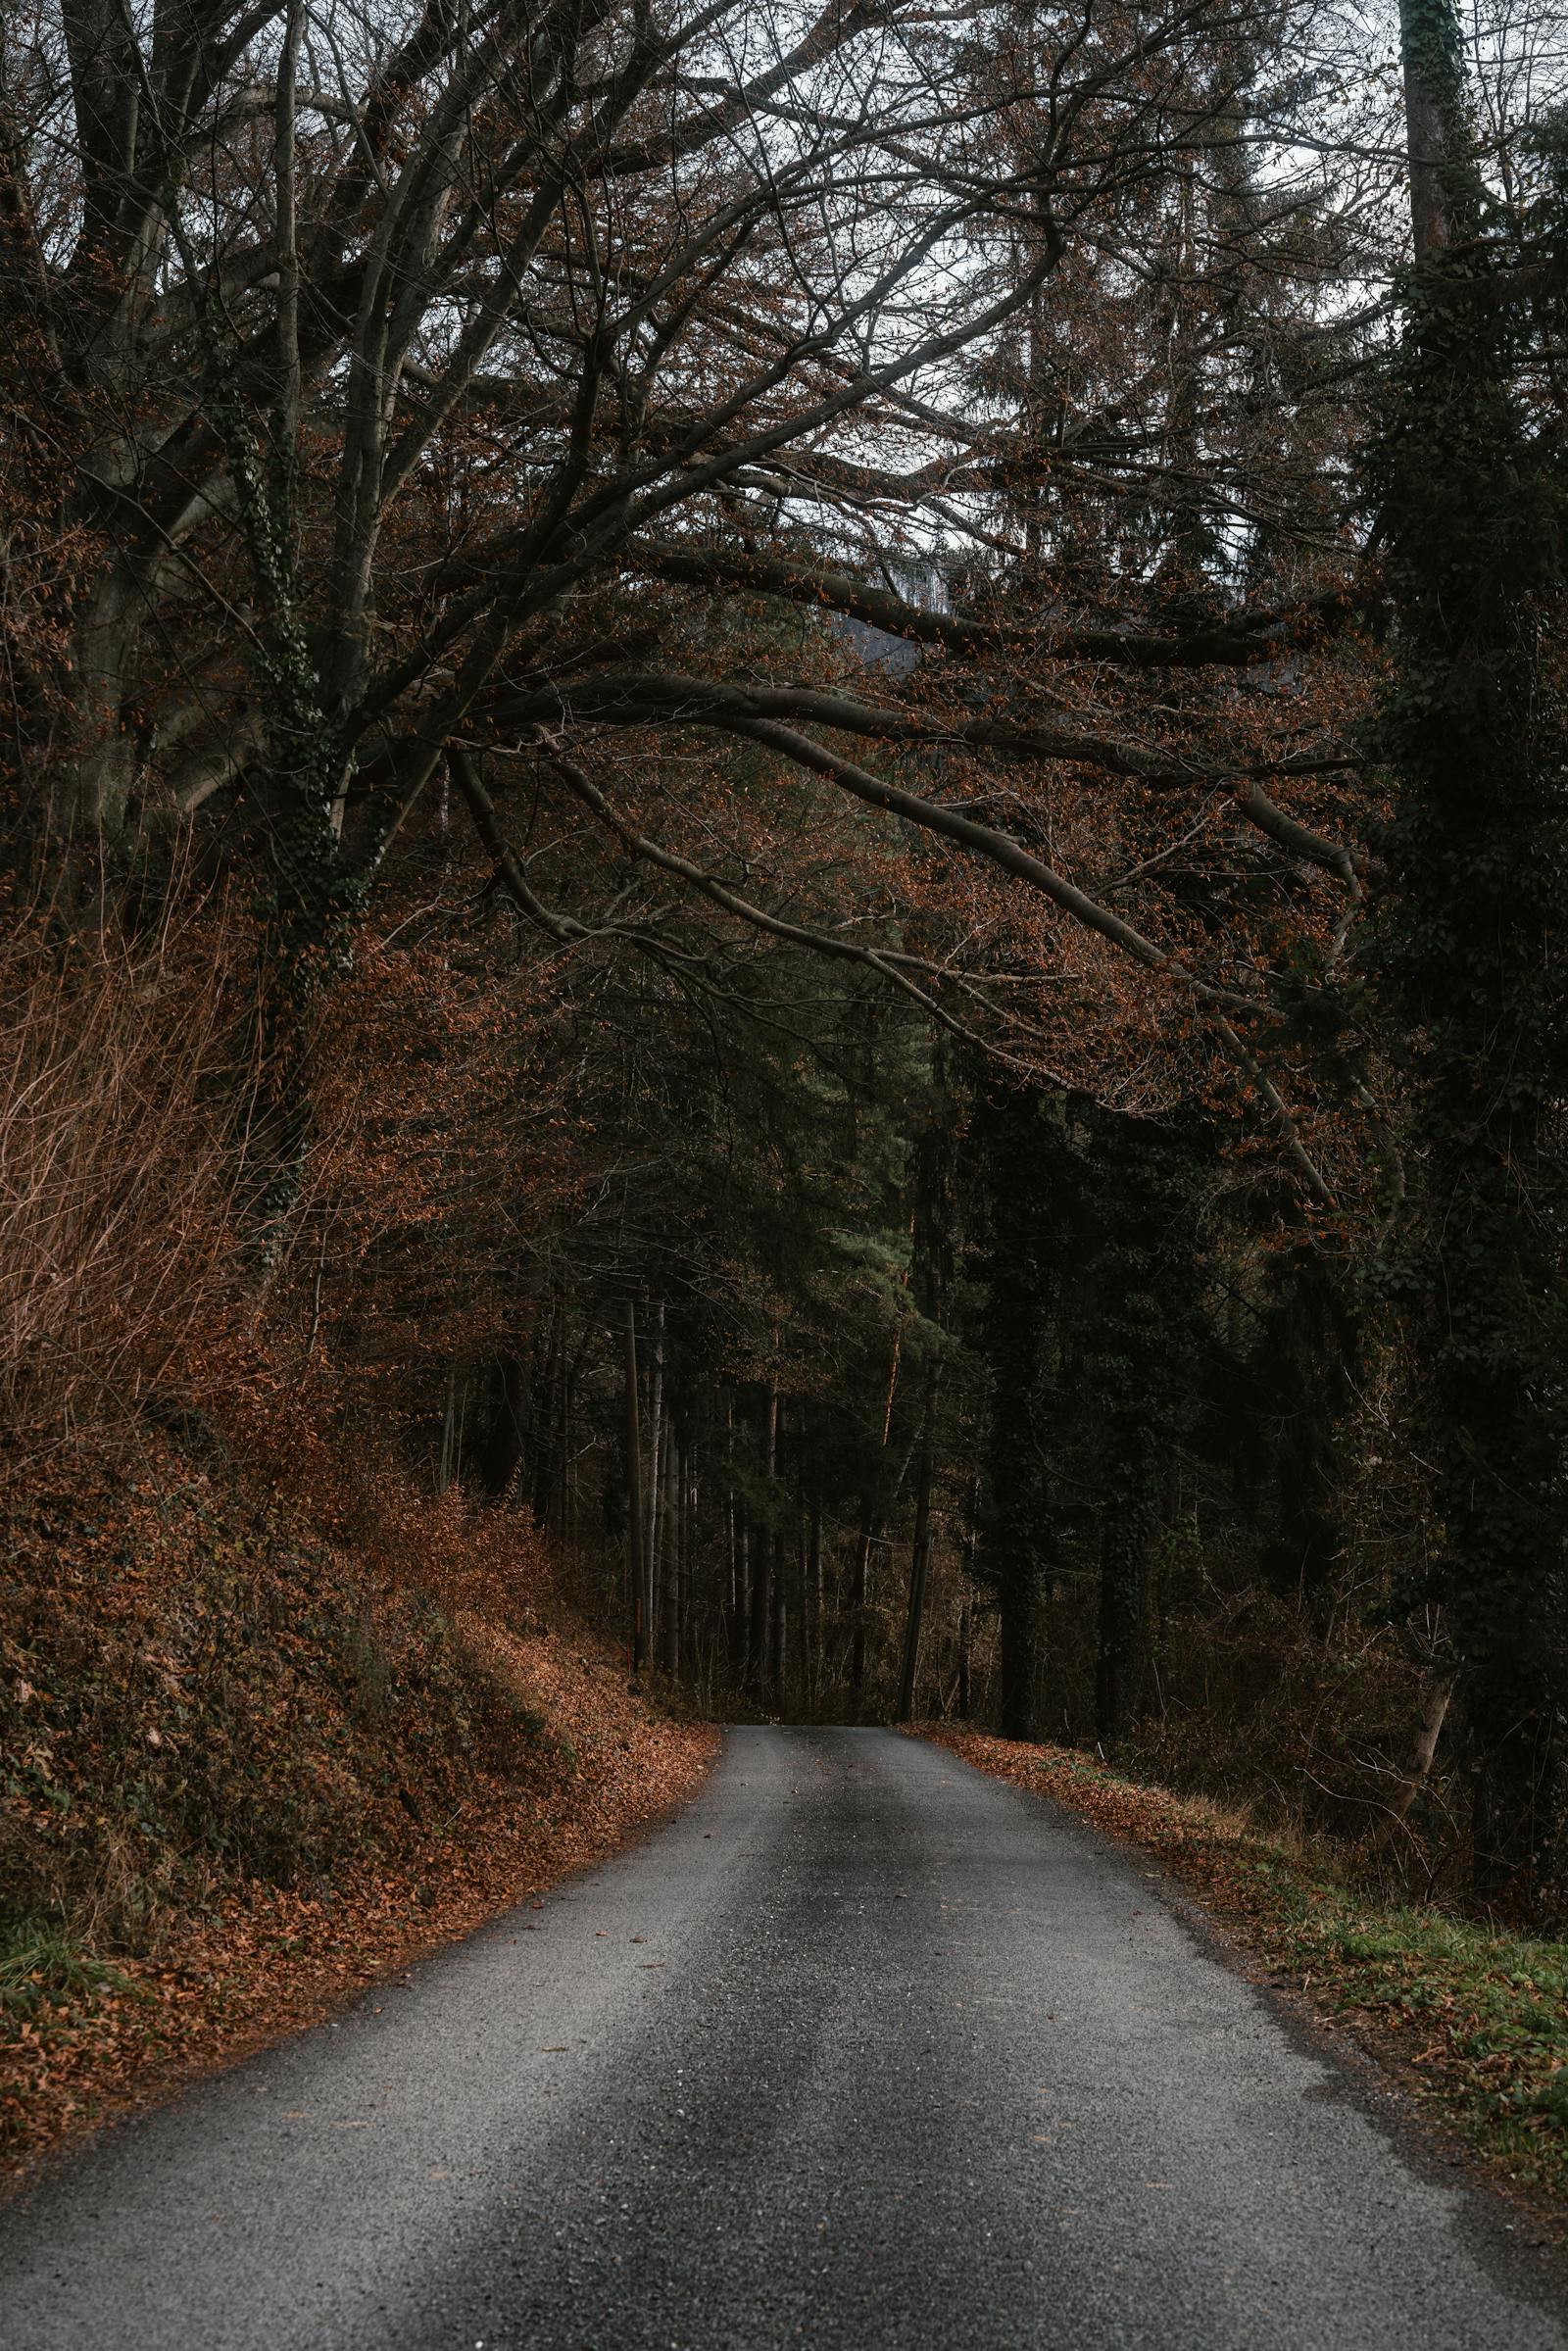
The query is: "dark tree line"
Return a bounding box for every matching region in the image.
[4,0,1568,1924]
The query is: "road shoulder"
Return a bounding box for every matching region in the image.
[3,1701,716,2195]
[919,1723,1568,2251]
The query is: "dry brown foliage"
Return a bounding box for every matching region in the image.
[0,901,262,1434]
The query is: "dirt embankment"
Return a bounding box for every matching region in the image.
[2,1439,715,2185]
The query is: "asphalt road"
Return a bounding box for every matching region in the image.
[4,1726,1565,2351]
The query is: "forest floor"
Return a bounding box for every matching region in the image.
[0,1434,716,2189]
[924,1728,1568,2222]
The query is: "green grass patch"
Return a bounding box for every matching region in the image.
[0,1914,133,2026]
[1271,1888,1568,2180]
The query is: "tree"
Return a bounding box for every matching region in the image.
[971,1081,1062,1739]
[1368,0,1568,1909]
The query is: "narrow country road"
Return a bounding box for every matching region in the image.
[4,1728,1564,2351]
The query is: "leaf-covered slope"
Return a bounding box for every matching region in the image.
[1,1438,714,2180]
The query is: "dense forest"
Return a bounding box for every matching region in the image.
[3,0,1568,2002]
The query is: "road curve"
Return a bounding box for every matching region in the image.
[3,1726,1564,2350]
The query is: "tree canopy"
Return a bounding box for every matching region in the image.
[4,0,1568,1920]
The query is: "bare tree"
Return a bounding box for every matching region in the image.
[4,0,1376,974]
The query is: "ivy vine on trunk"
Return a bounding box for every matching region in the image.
[1367,35,1568,1912]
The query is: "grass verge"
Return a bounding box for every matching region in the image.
[923,1727,1568,2214]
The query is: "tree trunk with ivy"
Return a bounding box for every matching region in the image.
[973,1084,1059,1741]
[1371,0,1568,1914]
[1087,1107,1205,1746]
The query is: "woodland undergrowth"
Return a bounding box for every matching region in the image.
[0,917,712,2180]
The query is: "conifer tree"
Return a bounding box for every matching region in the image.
[1369,0,1568,1907]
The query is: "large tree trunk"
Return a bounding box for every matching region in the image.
[769,1534,786,1705]
[1393,1676,1452,1823]
[529,1298,562,1527]
[747,1528,770,1701]
[1095,1423,1159,1744]
[997,1573,1047,1744]
[761,1386,781,1701]
[974,1086,1055,1742]
[623,1299,648,1678]
[56,567,145,849]
[436,1366,462,1494]
[850,1502,876,1717]
[1375,0,1568,1916]
[1397,0,1463,261]
[897,1370,938,1722]
[480,1350,529,1498]
[807,1495,823,1709]
[660,1426,681,1679]
[734,1519,753,1688]
[645,1301,665,1639]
